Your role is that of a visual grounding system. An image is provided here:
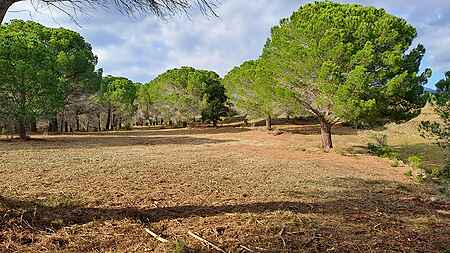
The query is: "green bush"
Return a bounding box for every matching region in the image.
[407,155,423,169]
[404,169,413,177]
[368,133,399,160]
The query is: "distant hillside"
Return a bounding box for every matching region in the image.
[385,103,439,136]
[424,87,437,94]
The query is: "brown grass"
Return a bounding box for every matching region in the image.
[0,120,449,252]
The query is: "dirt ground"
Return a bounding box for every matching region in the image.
[0,123,449,252]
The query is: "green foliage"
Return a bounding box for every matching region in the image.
[420,72,449,149]
[367,133,399,159]
[262,1,429,149]
[101,75,138,128]
[141,66,226,125]
[420,72,450,181]
[404,169,413,177]
[407,155,423,170]
[223,59,301,121]
[201,79,228,126]
[0,20,99,138]
[174,240,186,253]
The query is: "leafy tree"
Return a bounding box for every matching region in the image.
[145,66,223,126]
[0,0,217,24]
[0,21,61,139]
[223,59,299,130]
[101,76,138,130]
[420,73,450,176]
[262,2,429,151]
[201,78,228,127]
[1,20,100,133]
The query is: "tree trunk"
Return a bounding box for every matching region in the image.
[50,116,58,132]
[266,115,272,131]
[97,113,102,132]
[76,115,80,132]
[320,119,333,152]
[30,119,37,133]
[106,106,112,130]
[18,120,27,140]
[0,1,13,24]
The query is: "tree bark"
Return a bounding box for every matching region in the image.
[97,113,101,131]
[30,119,37,133]
[106,106,112,130]
[320,119,333,152]
[0,1,14,24]
[75,115,80,131]
[266,115,272,131]
[18,120,27,140]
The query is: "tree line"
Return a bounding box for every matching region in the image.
[1,2,448,154]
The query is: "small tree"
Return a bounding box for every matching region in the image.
[201,79,228,127]
[420,72,450,176]
[262,2,429,151]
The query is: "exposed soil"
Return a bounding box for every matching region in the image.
[0,124,449,252]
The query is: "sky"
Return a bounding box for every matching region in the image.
[5,0,450,89]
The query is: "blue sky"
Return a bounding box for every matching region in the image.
[5,0,450,89]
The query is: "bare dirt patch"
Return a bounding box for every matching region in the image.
[0,126,449,252]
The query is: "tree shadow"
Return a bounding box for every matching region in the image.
[0,135,236,151]
[67,127,251,136]
[1,177,449,232]
[281,124,358,136]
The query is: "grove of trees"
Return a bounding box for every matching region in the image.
[0,20,100,139]
[1,1,445,155]
[138,67,228,127]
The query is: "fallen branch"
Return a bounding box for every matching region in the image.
[188,230,226,253]
[144,228,169,243]
[239,245,255,252]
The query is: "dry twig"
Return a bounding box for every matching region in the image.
[144,228,169,243]
[187,230,226,253]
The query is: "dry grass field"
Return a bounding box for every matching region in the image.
[0,116,449,252]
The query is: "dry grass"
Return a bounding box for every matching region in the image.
[0,118,449,252]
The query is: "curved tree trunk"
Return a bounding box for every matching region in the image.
[266,115,272,131]
[320,119,333,152]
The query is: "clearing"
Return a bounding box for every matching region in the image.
[0,119,449,252]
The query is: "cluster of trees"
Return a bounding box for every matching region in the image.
[0,20,144,138]
[2,2,446,155]
[0,20,101,139]
[137,67,228,127]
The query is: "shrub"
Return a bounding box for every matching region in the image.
[404,170,413,177]
[368,133,399,159]
[390,159,400,167]
[174,240,185,253]
[408,155,423,169]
